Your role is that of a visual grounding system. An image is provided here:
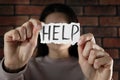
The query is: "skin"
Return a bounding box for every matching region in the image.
[4,12,113,80]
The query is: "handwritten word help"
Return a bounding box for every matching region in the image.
[39,23,80,45]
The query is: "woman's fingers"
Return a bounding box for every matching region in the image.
[88,49,109,65]
[77,33,113,69]
[82,41,104,58]
[16,27,26,41]
[78,33,96,46]
[93,55,113,69]
[4,29,20,42]
[12,30,20,41]
[22,21,33,39]
[4,18,42,42]
[86,48,113,69]
[78,33,113,80]
[29,18,42,45]
[29,18,41,28]
[78,33,96,64]
[82,42,92,58]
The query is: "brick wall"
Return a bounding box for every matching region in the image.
[0,0,120,80]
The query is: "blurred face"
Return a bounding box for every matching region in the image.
[44,12,71,50]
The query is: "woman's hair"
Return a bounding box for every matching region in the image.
[37,3,79,58]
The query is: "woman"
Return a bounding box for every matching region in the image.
[0,3,113,80]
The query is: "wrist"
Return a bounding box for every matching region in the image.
[3,60,26,73]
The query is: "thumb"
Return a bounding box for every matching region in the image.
[30,23,42,47]
[31,24,41,42]
[77,33,95,64]
[78,43,86,65]
[29,18,42,46]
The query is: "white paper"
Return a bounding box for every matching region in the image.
[39,22,80,45]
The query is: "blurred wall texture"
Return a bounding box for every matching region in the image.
[0,0,120,80]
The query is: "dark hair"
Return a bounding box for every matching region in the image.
[37,3,79,58]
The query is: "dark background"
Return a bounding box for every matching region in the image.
[0,0,120,80]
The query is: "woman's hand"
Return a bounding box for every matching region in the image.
[4,18,42,70]
[77,33,113,80]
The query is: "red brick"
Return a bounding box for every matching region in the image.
[0,0,29,4]
[84,28,117,37]
[66,0,98,5]
[105,49,119,59]
[0,26,14,36]
[71,7,83,16]
[78,17,98,26]
[0,16,29,26]
[113,71,119,80]
[0,48,4,58]
[96,38,102,46]
[118,7,120,16]
[103,38,120,48]
[0,6,14,15]
[31,0,64,4]
[114,59,120,71]
[85,6,116,15]
[100,17,120,26]
[0,37,3,48]
[30,16,40,20]
[119,28,120,37]
[16,6,45,15]
[100,0,120,5]
[80,27,83,35]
